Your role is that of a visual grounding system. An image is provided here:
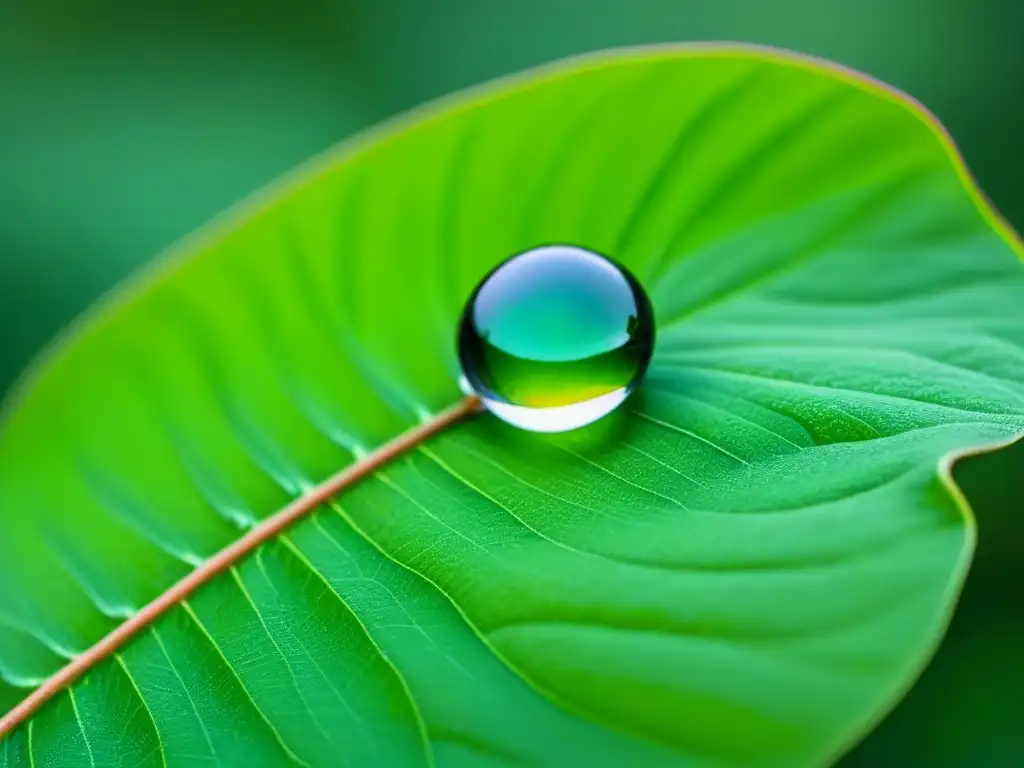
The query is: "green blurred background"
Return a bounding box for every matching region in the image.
[1,0,1021,764]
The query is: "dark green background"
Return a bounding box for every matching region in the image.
[1,1,1021,764]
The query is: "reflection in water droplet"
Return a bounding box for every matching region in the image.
[457,245,655,432]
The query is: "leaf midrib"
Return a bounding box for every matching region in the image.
[0,395,480,741]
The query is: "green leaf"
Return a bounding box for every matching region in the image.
[1,44,1022,766]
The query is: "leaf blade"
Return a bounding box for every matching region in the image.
[1,44,1023,766]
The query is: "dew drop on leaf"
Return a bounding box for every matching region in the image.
[457,245,655,432]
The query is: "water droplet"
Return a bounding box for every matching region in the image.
[457,245,655,432]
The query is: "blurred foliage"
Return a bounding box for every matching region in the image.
[0,1,381,390]
[0,0,1021,763]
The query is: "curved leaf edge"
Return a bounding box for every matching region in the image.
[5,42,1021,424]
[825,432,1023,765]
[1,42,1022,764]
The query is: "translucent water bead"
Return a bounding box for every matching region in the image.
[457,245,654,432]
